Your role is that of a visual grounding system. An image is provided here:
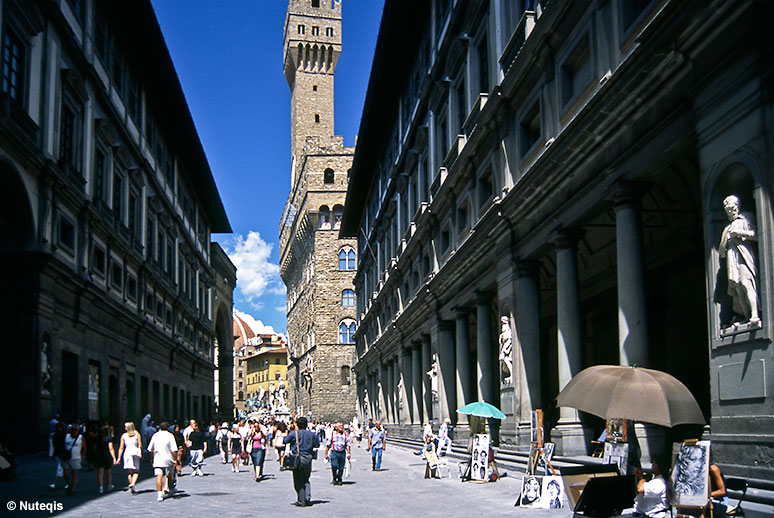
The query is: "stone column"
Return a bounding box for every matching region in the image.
[476,291,495,404]
[554,231,583,422]
[455,309,471,424]
[422,336,432,421]
[392,356,401,424]
[411,342,422,424]
[613,185,648,367]
[377,362,386,422]
[552,231,587,455]
[437,320,456,422]
[402,348,413,424]
[515,261,542,418]
[382,359,395,423]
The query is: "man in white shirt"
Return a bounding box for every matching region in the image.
[437,418,452,456]
[634,457,669,518]
[147,421,178,502]
[182,419,195,441]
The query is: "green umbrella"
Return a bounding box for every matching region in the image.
[457,401,506,420]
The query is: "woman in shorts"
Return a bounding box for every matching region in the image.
[62,425,85,496]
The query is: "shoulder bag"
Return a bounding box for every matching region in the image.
[282,430,300,470]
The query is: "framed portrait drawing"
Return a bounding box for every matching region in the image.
[519,475,543,507]
[670,441,711,508]
[517,475,566,508]
[605,418,626,442]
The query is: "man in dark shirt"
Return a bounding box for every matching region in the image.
[284,417,321,506]
[186,422,207,476]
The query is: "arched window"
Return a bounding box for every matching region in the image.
[333,205,343,229]
[338,319,356,344]
[324,168,335,184]
[342,289,354,307]
[319,205,331,229]
[340,365,351,385]
[338,247,356,270]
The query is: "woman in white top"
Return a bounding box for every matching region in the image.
[117,422,143,493]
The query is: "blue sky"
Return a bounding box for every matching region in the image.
[151,1,385,334]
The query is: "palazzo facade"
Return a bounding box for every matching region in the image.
[340,0,774,481]
[0,0,235,450]
[279,0,357,422]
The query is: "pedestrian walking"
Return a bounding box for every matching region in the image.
[283,416,320,507]
[216,422,229,464]
[248,420,267,481]
[274,421,287,469]
[84,423,116,494]
[367,421,386,471]
[186,421,207,476]
[117,422,142,493]
[61,424,85,496]
[324,421,350,485]
[355,422,363,447]
[147,421,178,502]
[238,419,250,466]
[228,425,243,473]
[171,424,185,476]
[49,421,66,490]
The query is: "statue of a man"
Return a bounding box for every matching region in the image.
[719,195,759,326]
[499,316,513,383]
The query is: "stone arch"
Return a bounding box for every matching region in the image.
[214,303,233,418]
[0,161,37,451]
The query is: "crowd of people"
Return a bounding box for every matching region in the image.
[46,413,391,505]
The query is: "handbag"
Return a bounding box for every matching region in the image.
[58,437,75,460]
[246,439,253,453]
[240,450,248,460]
[282,430,300,470]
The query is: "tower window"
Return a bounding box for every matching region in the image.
[312,26,320,36]
[326,27,334,37]
[312,0,320,7]
[297,24,305,35]
[315,114,320,123]
[313,85,317,92]
[324,168,334,184]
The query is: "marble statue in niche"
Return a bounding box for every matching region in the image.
[40,340,52,396]
[499,316,513,384]
[719,195,760,329]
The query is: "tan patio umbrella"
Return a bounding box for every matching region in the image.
[556,365,705,428]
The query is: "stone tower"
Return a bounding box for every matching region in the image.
[279,0,357,422]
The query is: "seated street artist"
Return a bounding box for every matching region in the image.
[633,456,669,518]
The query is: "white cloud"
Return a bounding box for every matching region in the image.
[234,309,277,336]
[225,231,286,307]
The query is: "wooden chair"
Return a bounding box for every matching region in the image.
[725,477,748,516]
[590,440,605,458]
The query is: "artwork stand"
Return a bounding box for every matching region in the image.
[671,439,713,518]
[526,410,556,476]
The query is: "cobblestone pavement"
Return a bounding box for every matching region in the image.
[1,443,578,517]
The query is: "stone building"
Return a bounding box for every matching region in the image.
[233,311,257,412]
[0,0,233,451]
[245,336,288,409]
[279,0,357,422]
[341,0,774,483]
